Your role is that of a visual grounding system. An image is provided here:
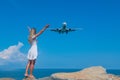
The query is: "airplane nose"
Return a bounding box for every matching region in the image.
[63,22,67,25]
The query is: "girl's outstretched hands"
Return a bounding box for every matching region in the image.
[45,24,50,29]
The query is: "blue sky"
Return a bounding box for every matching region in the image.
[0,0,120,69]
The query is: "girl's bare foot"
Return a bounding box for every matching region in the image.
[29,75,35,79]
[24,73,28,77]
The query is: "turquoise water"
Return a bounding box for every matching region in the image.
[0,69,120,80]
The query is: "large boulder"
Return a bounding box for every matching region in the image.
[51,66,120,80]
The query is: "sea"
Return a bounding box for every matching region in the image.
[0,69,120,80]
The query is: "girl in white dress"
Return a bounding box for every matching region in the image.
[24,24,49,78]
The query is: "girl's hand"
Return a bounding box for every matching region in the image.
[45,24,50,28]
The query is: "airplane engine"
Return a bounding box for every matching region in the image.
[69,29,71,31]
[56,29,59,31]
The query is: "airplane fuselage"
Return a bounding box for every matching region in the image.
[50,22,76,34]
[59,24,68,33]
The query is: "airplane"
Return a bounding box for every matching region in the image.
[50,22,82,34]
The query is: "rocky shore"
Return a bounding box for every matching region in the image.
[1,66,120,80]
[0,78,15,80]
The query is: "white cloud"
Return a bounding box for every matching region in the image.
[0,42,26,65]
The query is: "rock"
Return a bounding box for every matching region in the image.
[0,78,15,80]
[23,77,37,80]
[22,66,120,80]
[38,77,54,80]
[23,76,64,80]
[51,66,120,80]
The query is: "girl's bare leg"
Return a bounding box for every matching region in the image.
[29,60,36,78]
[24,60,30,77]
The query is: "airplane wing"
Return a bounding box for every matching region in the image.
[50,28,62,34]
[67,28,76,32]
[50,29,59,32]
[69,29,76,31]
[47,28,58,31]
[67,28,83,32]
[66,28,83,34]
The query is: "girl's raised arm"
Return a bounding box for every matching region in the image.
[27,26,31,32]
[34,24,49,38]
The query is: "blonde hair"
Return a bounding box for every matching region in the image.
[28,28,36,44]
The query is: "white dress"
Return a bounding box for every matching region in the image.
[27,36,38,60]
